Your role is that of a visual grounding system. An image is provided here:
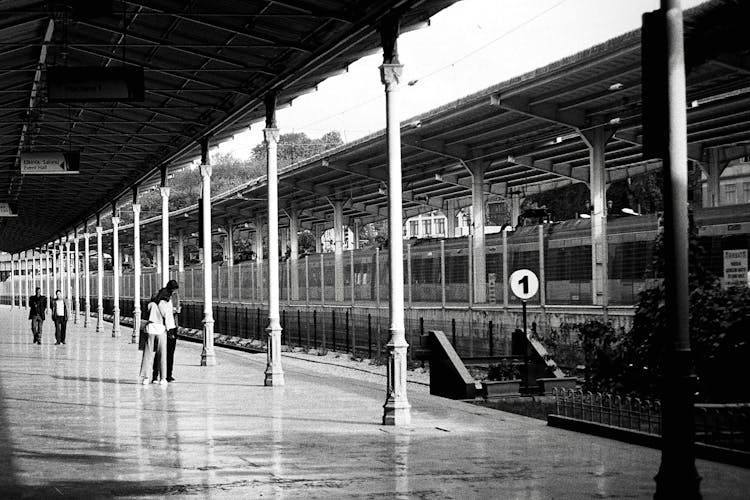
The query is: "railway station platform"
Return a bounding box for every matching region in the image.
[0,305,747,499]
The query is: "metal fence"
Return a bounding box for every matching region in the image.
[552,389,750,452]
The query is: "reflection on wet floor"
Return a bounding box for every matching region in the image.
[0,305,748,498]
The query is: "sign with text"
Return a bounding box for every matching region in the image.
[0,203,18,217]
[723,249,748,288]
[509,269,539,300]
[20,152,80,175]
[47,66,144,102]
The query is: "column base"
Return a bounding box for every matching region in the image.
[84,306,90,328]
[96,306,103,332]
[264,371,285,386]
[382,401,412,426]
[200,348,217,366]
[112,308,121,338]
[131,310,141,343]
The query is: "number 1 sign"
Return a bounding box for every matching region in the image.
[509,269,539,300]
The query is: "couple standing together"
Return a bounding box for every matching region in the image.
[28,287,70,345]
[138,280,180,385]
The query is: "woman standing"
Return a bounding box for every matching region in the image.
[138,289,170,385]
[51,289,68,345]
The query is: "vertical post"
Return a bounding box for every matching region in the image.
[263,93,285,386]
[45,246,51,314]
[470,162,487,303]
[406,243,412,307]
[289,208,299,301]
[314,224,322,253]
[132,201,142,343]
[510,192,522,228]
[581,128,614,321]
[445,203,456,238]
[65,238,71,306]
[255,216,264,303]
[161,184,171,287]
[380,16,410,425]
[654,0,700,496]
[333,199,345,302]
[350,248,355,305]
[96,224,104,332]
[155,244,162,276]
[320,252,325,305]
[538,224,546,308]
[704,148,723,208]
[353,219,360,249]
[10,254,15,309]
[74,229,80,323]
[177,230,185,273]
[440,240,446,307]
[112,213,121,338]
[84,229,91,327]
[305,254,309,306]
[502,230,509,310]
[200,138,217,366]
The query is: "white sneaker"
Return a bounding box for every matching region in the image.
[141,378,149,385]
[159,379,168,385]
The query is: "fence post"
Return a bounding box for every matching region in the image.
[305,255,309,306]
[320,253,325,306]
[538,224,547,328]
[244,306,248,338]
[350,249,355,305]
[368,313,373,359]
[452,318,457,349]
[488,320,494,356]
[256,307,261,340]
[297,309,301,347]
[313,309,318,349]
[407,243,412,307]
[345,310,350,354]
[332,309,337,351]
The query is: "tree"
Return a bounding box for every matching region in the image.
[252,131,344,168]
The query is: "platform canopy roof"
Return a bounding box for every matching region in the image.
[102,0,750,248]
[0,0,459,253]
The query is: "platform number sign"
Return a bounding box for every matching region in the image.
[509,269,539,300]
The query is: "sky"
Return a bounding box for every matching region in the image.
[217,0,707,158]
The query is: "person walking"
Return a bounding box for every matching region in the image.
[51,290,69,345]
[139,289,170,385]
[28,287,46,344]
[154,280,180,382]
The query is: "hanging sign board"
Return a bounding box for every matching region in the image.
[0,203,18,217]
[20,152,80,175]
[47,67,144,102]
[723,249,748,288]
[509,269,539,300]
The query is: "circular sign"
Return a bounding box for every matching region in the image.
[509,269,539,300]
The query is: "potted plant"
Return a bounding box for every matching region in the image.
[482,359,522,398]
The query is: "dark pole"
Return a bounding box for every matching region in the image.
[654,0,701,497]
[523,300,528,389]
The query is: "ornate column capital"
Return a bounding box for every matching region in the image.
[379,63,404,87]
[263,127,280,144]
[160,186,171,198]
[132,203,141,215]
[95,226,103,236]
[199,164,212,178]
[111,216,121,227]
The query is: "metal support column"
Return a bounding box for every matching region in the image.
[445,204,456,238]
[704,148,724,208]
[255,216,264,302]
[133,202,142,343]
[74,228,80,323]
[199,138,217,366]
[112,214,121,338]
[581,127,615,320]
[84,230,91,327]
[333,199,345,302]
[177,230,185,273]
[380,16,410,425]
[470,162,487,303]
[161,185,171,287]
[288,208,300,301]
[96,224,104,332]
[654,0,700,496]
[263,93,284,386]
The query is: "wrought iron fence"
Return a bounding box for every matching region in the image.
[552,388,750,452]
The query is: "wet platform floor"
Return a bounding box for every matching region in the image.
[0,305,747,499]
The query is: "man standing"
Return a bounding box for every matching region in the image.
[28,287,46,344]
[153,280,180,382]
[51,289,69,345]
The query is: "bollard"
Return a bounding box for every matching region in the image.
[332,310,337,351]
[368,313,372,359]
[488,320,494,356]
[313,310,318,349]
[452,318,457,350]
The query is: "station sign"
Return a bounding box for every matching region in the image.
[0,203,18,217]
[509,269,539,300]
[20,152,80,175]
[47,66,144,102]
[723,249,748,288]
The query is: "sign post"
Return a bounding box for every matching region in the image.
[509,269,539,388]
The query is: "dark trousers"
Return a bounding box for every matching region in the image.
[54,318,67,343]
[30,316,43,343]
[153,330,177,380]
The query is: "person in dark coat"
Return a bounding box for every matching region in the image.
[51,289,69,345]
[28,287,46,344]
